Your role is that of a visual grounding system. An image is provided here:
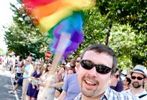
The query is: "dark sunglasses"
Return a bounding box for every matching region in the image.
[80,60,112,74]
[76,60,80,63]
[131,76,144,80]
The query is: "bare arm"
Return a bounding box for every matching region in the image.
[57,91,66,100]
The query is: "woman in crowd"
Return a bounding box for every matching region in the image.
[37,63,54,100]
[26,62,43,100]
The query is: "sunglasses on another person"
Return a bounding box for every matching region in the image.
[131,76,144,80]
[80,60,112,74]
[76,60,80,63]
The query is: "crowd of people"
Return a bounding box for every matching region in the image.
[0,44,147,100]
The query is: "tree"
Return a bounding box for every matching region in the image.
[5,1,146,68]
[76,0,147,67]
[4,3,49,58]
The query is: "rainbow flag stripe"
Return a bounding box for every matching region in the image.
[23,0,95,58]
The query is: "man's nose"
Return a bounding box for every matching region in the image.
[88,67,98,77]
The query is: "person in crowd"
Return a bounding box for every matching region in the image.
[74,44,137,100]
[26,62,42,100]
[122,74,131,90]
[110,68,123,92]
[22,56,34,100]
[8,60,24,94]
[58,58,80,100]
[54,65,65,98]
[123,65,147,100]
[37,63,54,100]
[145,77,147,91]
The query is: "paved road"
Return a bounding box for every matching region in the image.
[0,71,15,100]
[0,68,21,100]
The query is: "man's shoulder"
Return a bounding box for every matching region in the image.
[138,90,147,99]
[121,89,131,94]
[74,88,138,100]
[67,73,77,80]
[105,88,138,100]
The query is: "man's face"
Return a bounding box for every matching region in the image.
[76,50,113,98]
[131,72,144,88]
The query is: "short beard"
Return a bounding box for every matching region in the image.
[132,82,141,88]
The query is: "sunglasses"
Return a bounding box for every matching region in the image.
[131,76,144,80]
[76,60,80,63]
[80,60,112,74]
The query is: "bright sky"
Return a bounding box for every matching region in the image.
[0,0,17,53]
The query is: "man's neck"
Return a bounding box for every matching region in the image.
[81,92,104,100]
[130,87,145,95]
[81,96,100,100]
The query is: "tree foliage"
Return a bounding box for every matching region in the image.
[76,0,147,68]
[96,0,147,33]
[4,1,147,68]
[5,3,49,58]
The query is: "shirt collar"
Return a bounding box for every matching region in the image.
[76,88,111,100]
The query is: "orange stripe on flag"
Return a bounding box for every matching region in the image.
[37,7,73,33]
[32,0,69,20]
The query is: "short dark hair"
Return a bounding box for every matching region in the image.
[81,44,117,74]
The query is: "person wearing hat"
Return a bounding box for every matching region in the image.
[123,65,147,100]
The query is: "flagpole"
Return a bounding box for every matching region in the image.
[40,33,71,100]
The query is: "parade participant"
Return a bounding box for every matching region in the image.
[123,76,131,90]
[58,59,80,100]
[22,56,34,100]
[124,65,147,100]
[26,62,42,100]
[74,44,137,100]
[110,68,123,92]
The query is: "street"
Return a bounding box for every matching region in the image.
[0,67,21,100]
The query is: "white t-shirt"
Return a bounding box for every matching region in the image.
[123,89,147,100]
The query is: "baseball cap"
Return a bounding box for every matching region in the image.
[131,65,147,78]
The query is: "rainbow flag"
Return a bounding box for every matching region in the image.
[23,0,95,58]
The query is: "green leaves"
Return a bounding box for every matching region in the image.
[4,1,146,68]
[5,3,49,58]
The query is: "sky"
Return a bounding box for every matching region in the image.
[0,0,17,53]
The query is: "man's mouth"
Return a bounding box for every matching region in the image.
[84,80,96,86]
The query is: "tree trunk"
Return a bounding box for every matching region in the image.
[105,22,112,46]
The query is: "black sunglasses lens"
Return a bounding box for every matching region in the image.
[96,65,112,74]
[131,76,143,80]
[80,60,93,70]
[131,76,136,79]
[137,77,143,80]
[80,60,112,74]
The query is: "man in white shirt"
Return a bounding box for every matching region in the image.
[124,65,147,100]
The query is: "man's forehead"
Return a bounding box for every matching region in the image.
[132,72,144,77]
[83,50,112,57]
[83,50,113,67]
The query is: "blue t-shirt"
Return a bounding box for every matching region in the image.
[23,64,33,78]
[62,73,80,100]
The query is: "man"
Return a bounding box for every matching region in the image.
[22,56,34,100]
[58,59,80,100]
[124,65,147,100]
[74,44,137,100]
